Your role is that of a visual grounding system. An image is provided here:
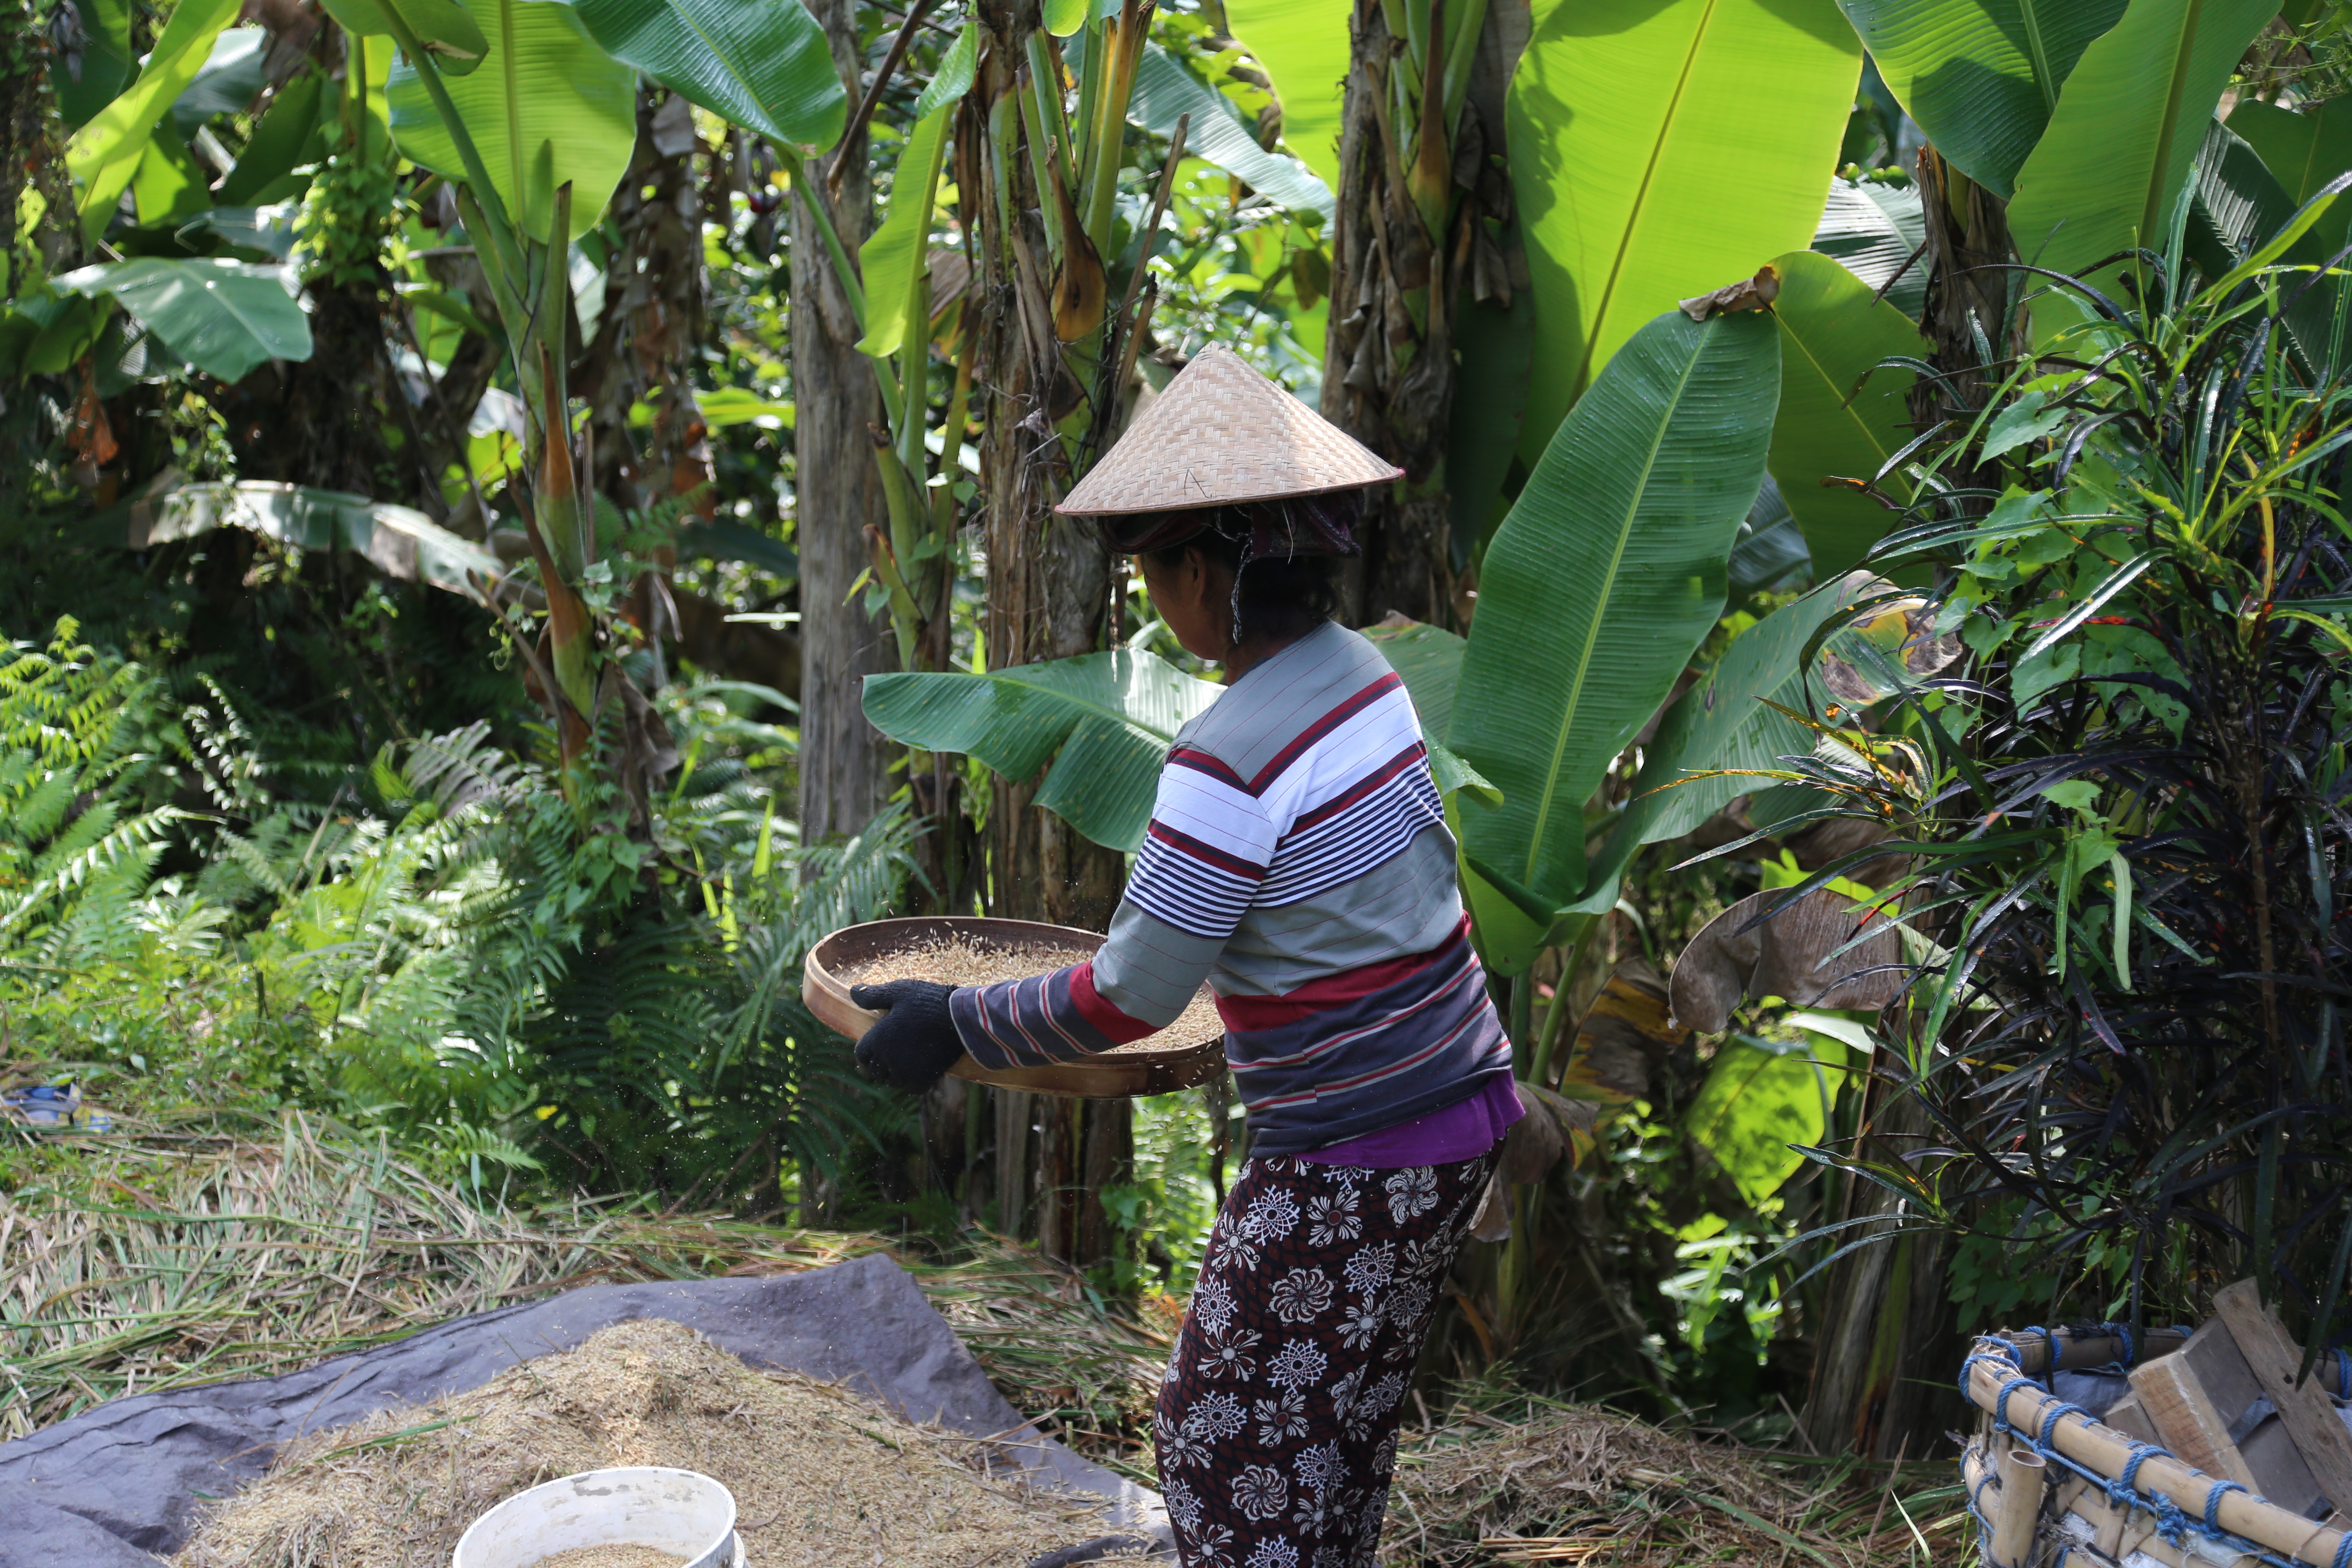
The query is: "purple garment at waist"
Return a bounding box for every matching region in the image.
[1296,1070,1522,1169]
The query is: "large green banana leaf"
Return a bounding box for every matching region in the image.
[54,259,311,382]
[65,0,241,235]
[553,0,845,150]
[123,481,501,596]
[1765,250,1919,579]
[2007,0,2276,282]
[863,653,1225,854]
[1125,44,1335,223]
[1837,0,2126,199]
[1221,0,1349,196]
[2228,98,2352,261]
[1447,307,1781,974]
[387,0,637,242]
[1506,0,1857,464]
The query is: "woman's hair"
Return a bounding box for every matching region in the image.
[1142,500,1348,645]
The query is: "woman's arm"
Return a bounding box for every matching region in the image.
[950,749,1277,1070]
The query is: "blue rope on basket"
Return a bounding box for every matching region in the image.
[1959,1332,2337,1568]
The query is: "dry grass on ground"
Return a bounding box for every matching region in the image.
[4,1117,1957,1566]
[174,1317,1105,1568]
[0,1113,1167,1464]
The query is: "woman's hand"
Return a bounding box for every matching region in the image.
[848,979,965,1091]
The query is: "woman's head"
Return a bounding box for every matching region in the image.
[1134,498,1350,665]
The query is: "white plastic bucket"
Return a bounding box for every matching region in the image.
[450,1467,741,1568]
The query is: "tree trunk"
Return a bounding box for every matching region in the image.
[1798,1065,1961,1459]
[1321,0,1527,626]
[1908,145,2024,510]
[793,0,898,848]
[967,2,1131,1263]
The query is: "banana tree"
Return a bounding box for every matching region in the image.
[377,0,842,781]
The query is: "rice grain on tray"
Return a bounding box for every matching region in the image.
[839,937,1223,1055]
[529,1549,685,1568]
[174,1318,1107,1568]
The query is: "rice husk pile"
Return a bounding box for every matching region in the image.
[174,1317,1109,1568]
[840,936,1223,1055]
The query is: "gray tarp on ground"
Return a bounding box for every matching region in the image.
[0,1253,1170,1567]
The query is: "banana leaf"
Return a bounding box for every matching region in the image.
[1764,249,1918,579]
[66,0,242,235]
[1837,0,2127,199]
[2229,98,2352,261]
[1580,570,1885,907]
[1122,43,1335,223]
[1730,478,1813,599]
[2007,0,2277,282]
[320,0,487,69]
[53,259,311,383]
[122,481,501,597]
[553,0,845,149]
[1812,177,1926,320]
[1506,0,1858,462]
[862,652,1225,854]
[1447,306,1781,974]
[1221,0,1348,194]
[53,0,135,130]
[857,107,953,358]
[386,0,637,242]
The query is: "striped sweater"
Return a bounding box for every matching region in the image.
[948,620,1513,1156]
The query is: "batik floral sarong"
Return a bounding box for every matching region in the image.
[1154,1147,1501,1567]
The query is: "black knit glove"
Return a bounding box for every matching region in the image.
[849,979,965,1091]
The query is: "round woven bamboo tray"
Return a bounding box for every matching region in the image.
[802,916,1227,1098]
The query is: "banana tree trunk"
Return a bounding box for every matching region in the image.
[793,0,899,848]
[1798,1063,1960,1459]
[968,0,1130,1263]
[1321,0,1527,626]
[1906,145,2024,509]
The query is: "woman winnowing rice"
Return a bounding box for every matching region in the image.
[851,343,1520,1568]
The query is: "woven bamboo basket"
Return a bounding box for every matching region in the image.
[1959,1322,2352,1568]
[801,916,1227,1098]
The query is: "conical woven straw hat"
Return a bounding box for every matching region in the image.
[1057,344,1403,515]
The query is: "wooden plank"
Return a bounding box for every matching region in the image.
[2217,1277,2352,1515]
[2103,1391,2163,1447]
[2131,1323,2263,1490]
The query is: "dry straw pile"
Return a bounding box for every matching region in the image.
[174,1317,1106,1568]
[1381,1390,1964,1566]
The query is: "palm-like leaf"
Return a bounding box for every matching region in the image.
[1505,0,1858,459]
[1448,306,1781,973]
[863,652,1224,854]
